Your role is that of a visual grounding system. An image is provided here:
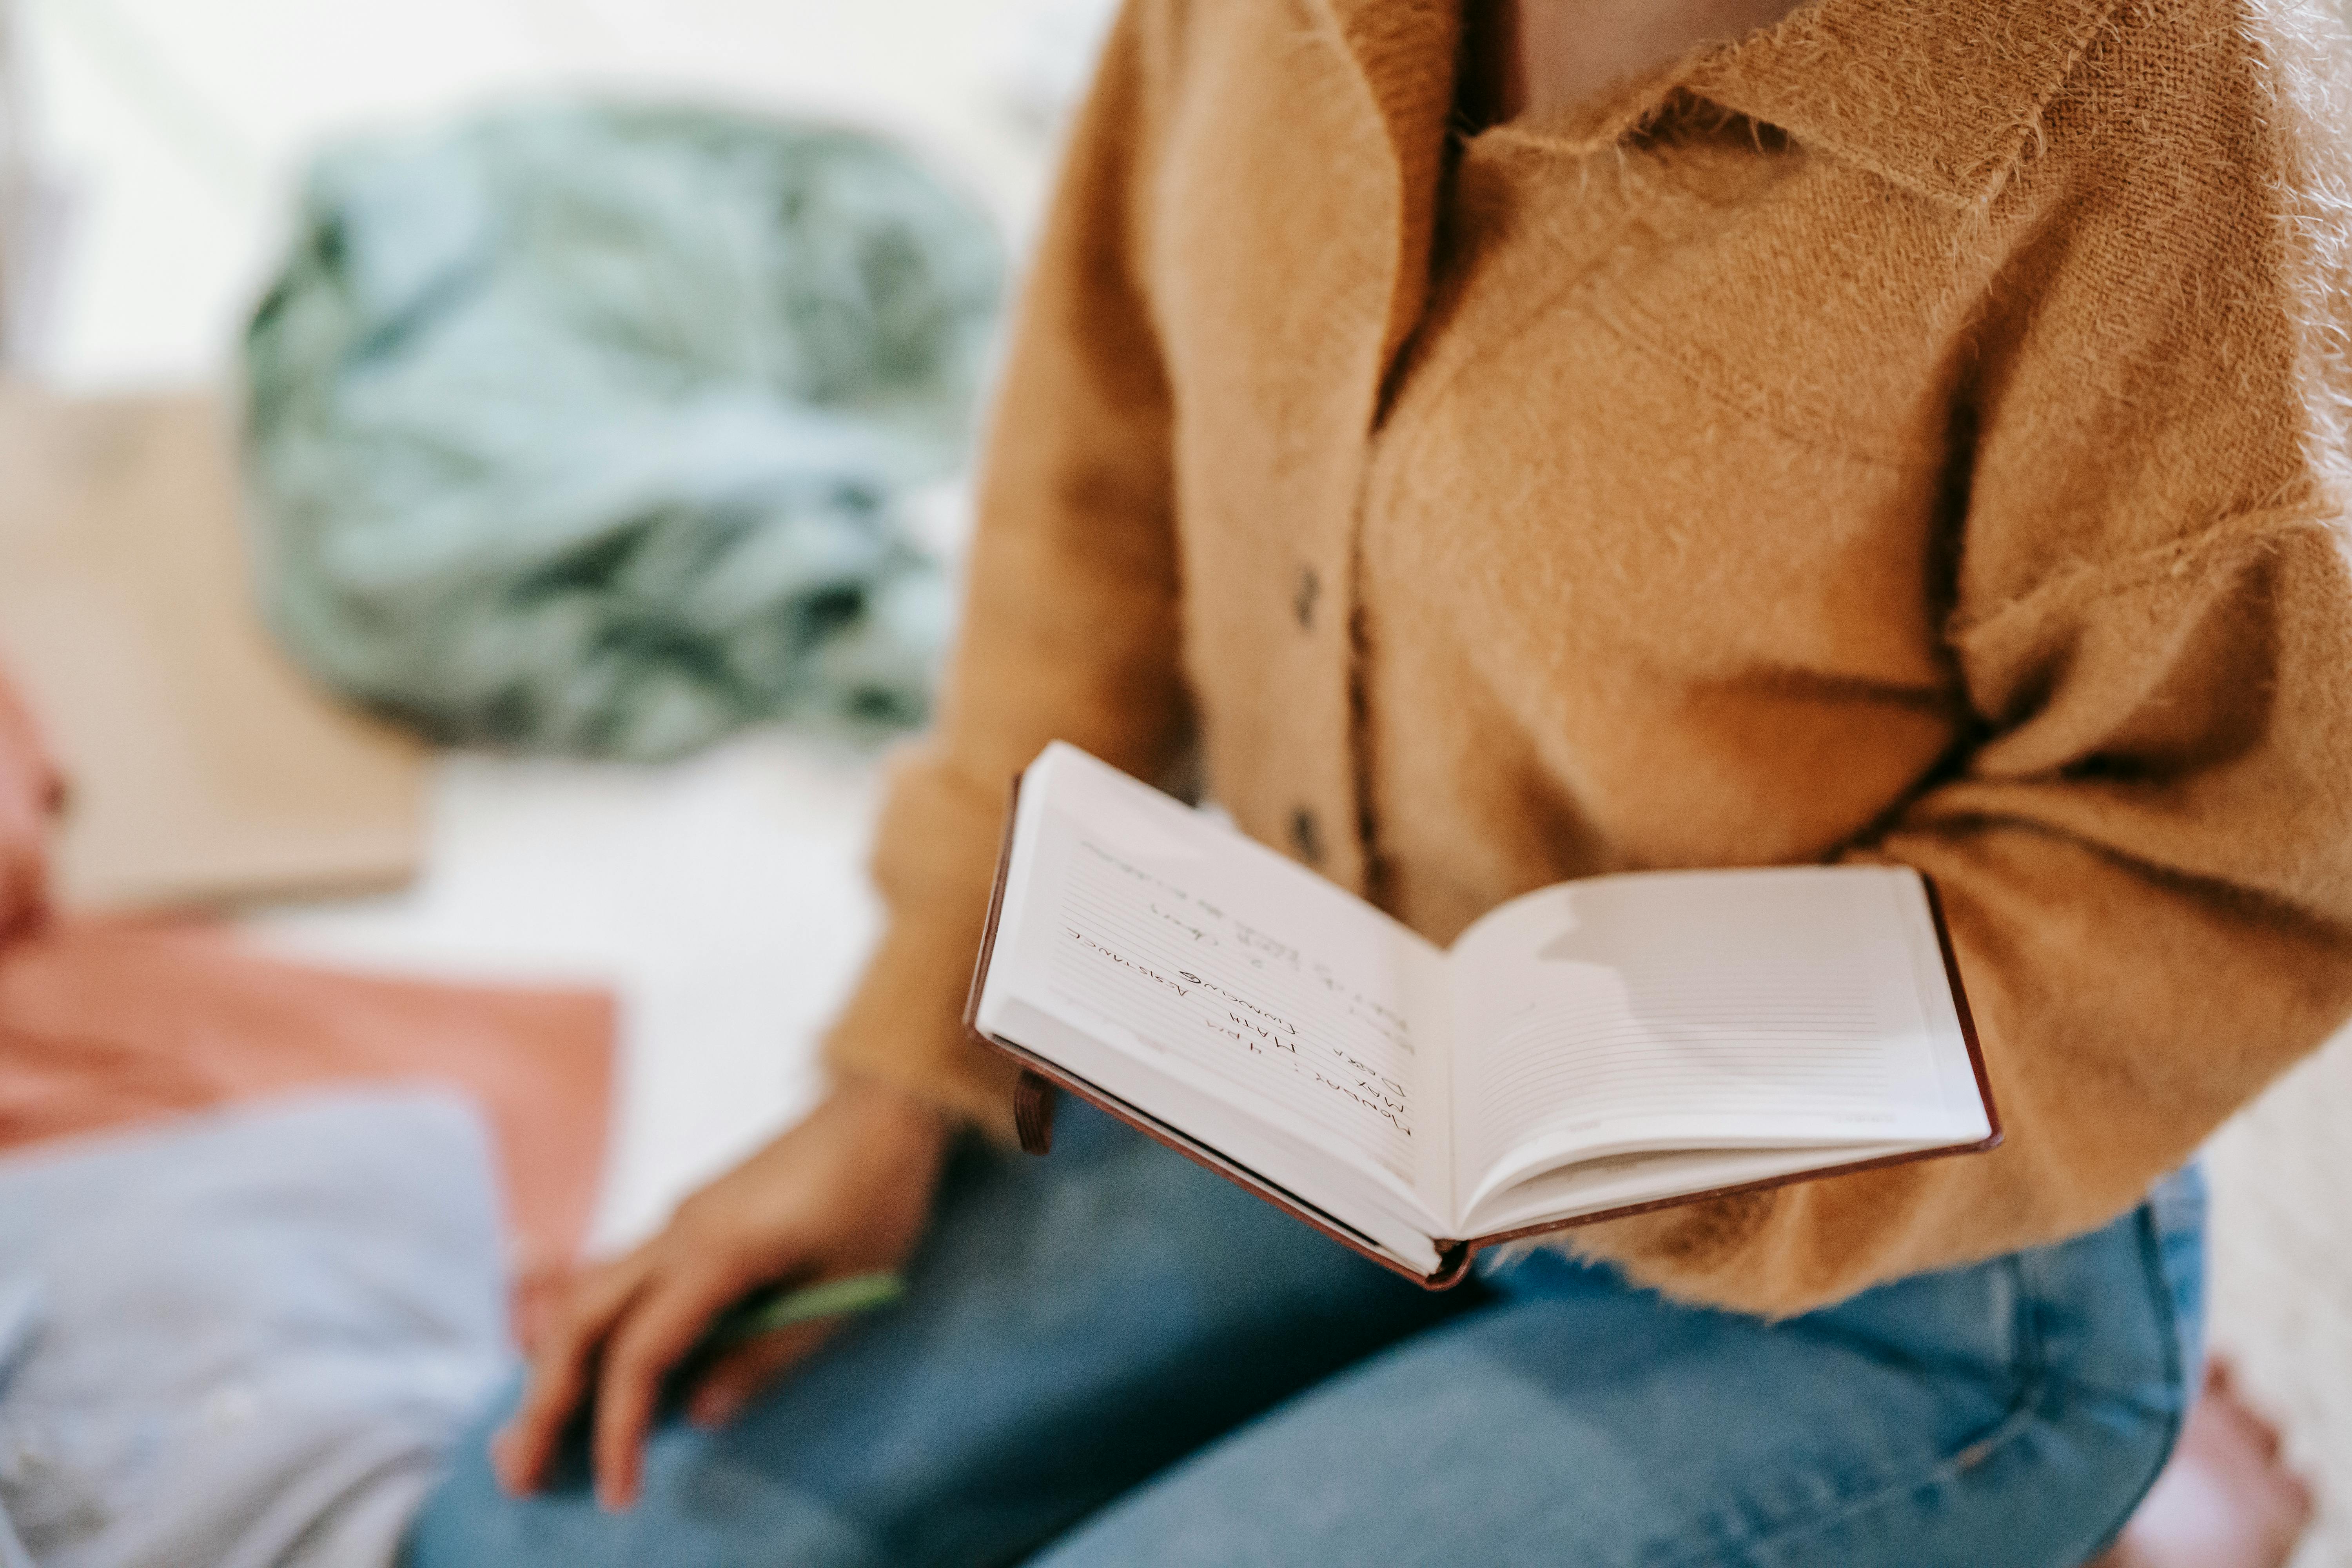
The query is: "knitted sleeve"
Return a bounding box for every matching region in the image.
[818,2,1189,1136]
[1570,15,2352,1313]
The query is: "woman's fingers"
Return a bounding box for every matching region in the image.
[686,1317,842,1430]
[509,1253,576,1359]
[492,1254,652,1495]
[484,1082,951,1506]
[590,1261,750,1512]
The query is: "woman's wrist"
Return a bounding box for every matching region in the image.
[827,1072,953,1171]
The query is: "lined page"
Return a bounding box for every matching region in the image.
[989,745,1451,1203]
[1470,952,1891,1142]
[1447,866,1980,1215]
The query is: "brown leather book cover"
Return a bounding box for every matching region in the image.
[965,769,2002,1289]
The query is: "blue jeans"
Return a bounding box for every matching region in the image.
[403,1102,2205,1567]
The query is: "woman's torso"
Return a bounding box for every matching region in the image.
[1141,0,2097,941]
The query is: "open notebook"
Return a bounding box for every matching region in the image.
[967,743,1998,1286]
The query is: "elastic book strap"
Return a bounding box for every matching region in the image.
[1014,1069,1058,1155]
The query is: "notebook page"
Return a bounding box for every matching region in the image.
[983,744,1454,1219]
[1445,866,1985,1224]
[1458,1137,1938,1237]
[977,994,1449,1272]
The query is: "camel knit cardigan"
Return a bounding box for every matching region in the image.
[823,0,2352,1315]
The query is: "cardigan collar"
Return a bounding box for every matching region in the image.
[1318,0,2121,207]
[1321,0,1464,381]
[1686,0,2121,204]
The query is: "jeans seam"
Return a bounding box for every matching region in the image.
[1657,1255,2053,1568]
[2071,1202,2191,1563]
[1649,1385,2046,1568]
[1667,1212,2187,1568]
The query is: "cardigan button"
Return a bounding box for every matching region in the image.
[1293,566,1319,630]
[1288,805,1324,865]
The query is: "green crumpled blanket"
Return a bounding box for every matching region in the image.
[243,103,1002,760]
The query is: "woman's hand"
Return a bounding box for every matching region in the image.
[491,1076,949,1511]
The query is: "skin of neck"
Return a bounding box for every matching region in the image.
[1472,0,1809,123]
